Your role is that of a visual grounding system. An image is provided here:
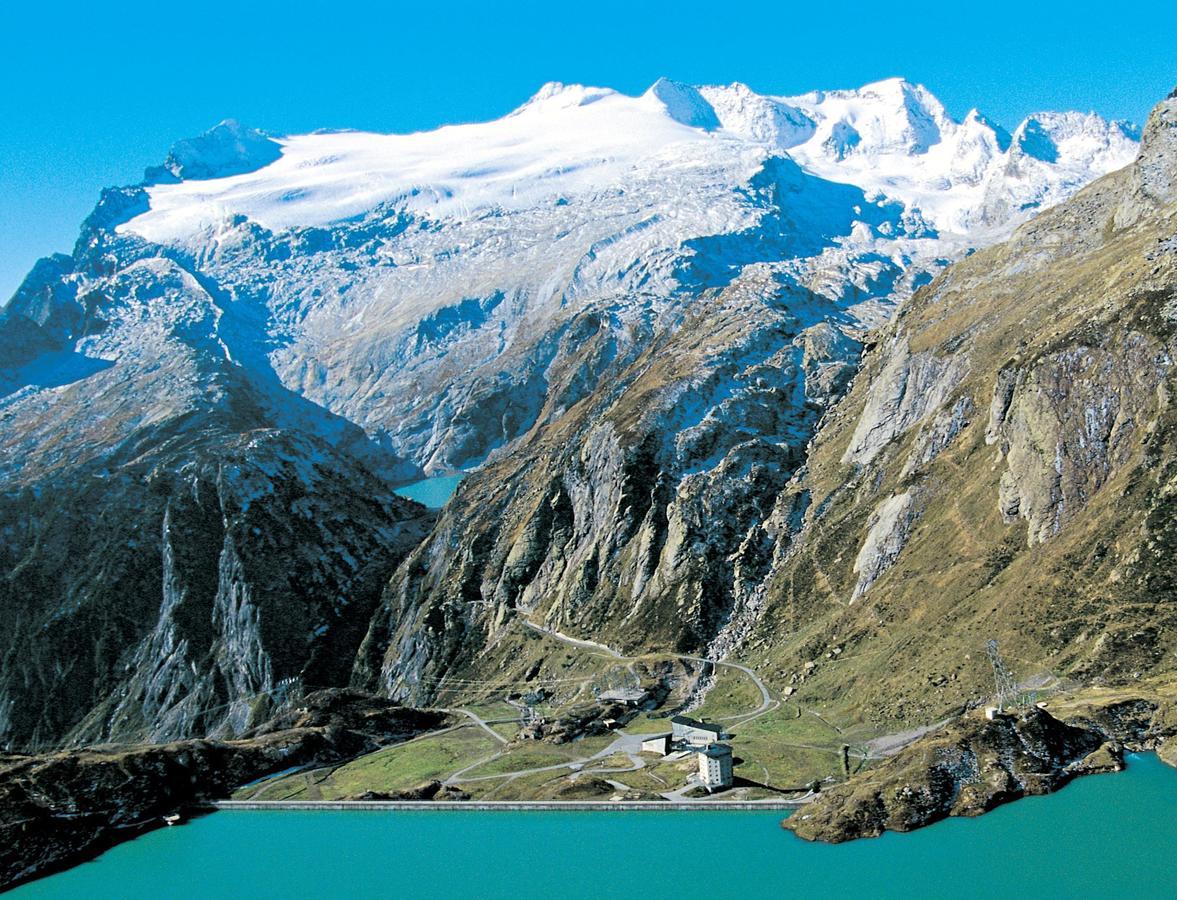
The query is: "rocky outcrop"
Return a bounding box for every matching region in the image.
[0,425,433,750]
[785,708,1117,842]
[1114,90,1177,229]
[851,492,915,600]
[901,396,973,477]
[842,338,968,467]
[0,690,449,891]
[987,335,1168,544]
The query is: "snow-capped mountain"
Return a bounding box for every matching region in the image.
[37,76,1132,477]
[703,77,1137,233]
[119,77,1137,246]
[0,76,1140,748]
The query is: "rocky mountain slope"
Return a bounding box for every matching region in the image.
[349,88,1144,705]
[0,237,435,749]
[732,89,1177,733]
[0,77,1142,748]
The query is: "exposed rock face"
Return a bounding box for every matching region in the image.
[1114,91,1177,228]
[842,339,968,467]
[356,267,876,701]
[784,708,1117,842]
[987,336,1166,544]
[852,492,915,600]
[0,690,448,891]
[0,421,434,750]
[901,395,973,477]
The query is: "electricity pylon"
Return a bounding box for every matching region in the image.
[986,639,1019,712]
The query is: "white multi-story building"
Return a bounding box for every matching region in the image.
[698,743,734,791]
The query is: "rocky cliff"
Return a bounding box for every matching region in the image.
[0,244,434,748]
[784,703,1175,842]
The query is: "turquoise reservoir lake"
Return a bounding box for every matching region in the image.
[392,473,464,508]
[14,754,1177,899]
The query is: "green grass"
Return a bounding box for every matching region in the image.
[491,721,522,740]
[620,711,675,735]
[587,752,633,770]
[233,697,856,803]
[598,766,674,794]
[457,768,576,800]
[233,725,500,800]
[459,742,583,778]
[726,704,848,789]
[642,756,696,787]
[690,666,765,720]
[564,732,622,755]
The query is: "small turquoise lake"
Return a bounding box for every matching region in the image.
[14,754,1177,899]
[393,473,465,509]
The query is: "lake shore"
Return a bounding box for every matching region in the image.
[12,754,1177,899]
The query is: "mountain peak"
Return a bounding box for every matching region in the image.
[858,76,947,113]
[144,120,283,184]
[699,83,814,147]
[512,81,616,115]
[785,76,950,158]
[1115,91,1177,225]
[644,77,721,131]
[960,108,1012,152]
[858,75,922,95]
[1012,116,1060,163]
[114,78,1139,246]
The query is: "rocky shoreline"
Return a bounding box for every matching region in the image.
[784,699,1176,843]
[0,691,448,892]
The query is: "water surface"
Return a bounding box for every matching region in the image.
[15,754,1177,899]
[393,473,464,508]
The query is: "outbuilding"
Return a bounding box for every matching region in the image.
[640,733,672,755]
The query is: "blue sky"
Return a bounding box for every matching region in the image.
[1,0,1174,302]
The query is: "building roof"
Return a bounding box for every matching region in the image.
[599,688,647,703]
[670,714,724,734]
[701,742,733,758]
